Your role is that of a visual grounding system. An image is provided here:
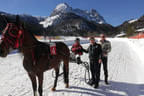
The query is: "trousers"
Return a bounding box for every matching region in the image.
[90,59,101,84]
[101,56,108,81]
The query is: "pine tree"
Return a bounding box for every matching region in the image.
[125,24,135,36]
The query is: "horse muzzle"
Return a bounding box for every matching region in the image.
[0,45,9,57]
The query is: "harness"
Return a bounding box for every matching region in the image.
[1,23,57,65]
[50,43,57,55]
[1,23,24,49]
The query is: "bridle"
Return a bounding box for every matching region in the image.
[1,23,24,49]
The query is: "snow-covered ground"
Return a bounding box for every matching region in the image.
[136,28,144,32]
[0,38,144,96]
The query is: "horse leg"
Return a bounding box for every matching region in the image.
[28,73,37,96]
[51,67,59,91]
[63,59,69,88]
[37,73,44,96]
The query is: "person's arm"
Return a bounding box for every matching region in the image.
[107,41,111,53]
[81,46,88,53]
[72,45,82,53]
[98,44,102,63]
[71,45,77,52]
[85,46,89,53]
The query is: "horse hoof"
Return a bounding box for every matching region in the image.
[51,88,56,91]
[65,83,69,88]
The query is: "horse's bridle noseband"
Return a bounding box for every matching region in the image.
[1,23,24,49]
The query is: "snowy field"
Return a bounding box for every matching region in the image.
[0,38,144,96]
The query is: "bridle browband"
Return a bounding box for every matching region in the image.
[1,23,24,49]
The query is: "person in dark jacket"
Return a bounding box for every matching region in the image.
[99,34,111,84]
[71,38,87,64]
[87,37,102,88]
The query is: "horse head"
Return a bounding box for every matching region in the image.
[0,15,24,57]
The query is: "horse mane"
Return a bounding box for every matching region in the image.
[22,26,51,60]
[21,23,39,43]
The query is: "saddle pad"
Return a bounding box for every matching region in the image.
[50,43,56,55]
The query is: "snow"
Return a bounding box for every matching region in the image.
[115,32,126,37]
[98,21,104,24]
[40,15,60,27]
[128,19,138,24]
[55,3,71,12]
[55,3,68,11]
[136,28,144,32]
[0,38,144,96]
[72,9,105,24]
[127,39,144,83]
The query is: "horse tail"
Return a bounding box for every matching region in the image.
[63,57,69,87]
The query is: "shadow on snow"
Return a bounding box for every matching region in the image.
[55,80,144,96]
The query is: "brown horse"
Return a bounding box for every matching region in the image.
[0,15,70,96]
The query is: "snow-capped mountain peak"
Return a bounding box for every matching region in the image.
[90,9,98,15]
[54,3,72,13]
[40,3,106,28]
[51,3,72,16]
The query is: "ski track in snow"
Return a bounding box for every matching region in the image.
[0,39,144,96]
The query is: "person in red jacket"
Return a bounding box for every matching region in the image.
[71,38,87,64]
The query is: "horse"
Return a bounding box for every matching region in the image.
[0,15,70,96]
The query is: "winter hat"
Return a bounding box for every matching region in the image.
[75,38,80,41]
[89,37,95,41]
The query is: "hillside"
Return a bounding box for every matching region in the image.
[116,15,144,37]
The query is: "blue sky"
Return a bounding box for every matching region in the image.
[0,0,144,26]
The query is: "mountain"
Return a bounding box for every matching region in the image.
[40,3,106,28]
[0,3,117,36]
[45,12,115,36]
[116,15,144,36]
[0,11,45,35]
[40,3,116,36]
[0,11,45,24]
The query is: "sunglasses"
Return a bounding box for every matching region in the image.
[101,36,105,38]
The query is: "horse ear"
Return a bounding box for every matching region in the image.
[21,22,26,29]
